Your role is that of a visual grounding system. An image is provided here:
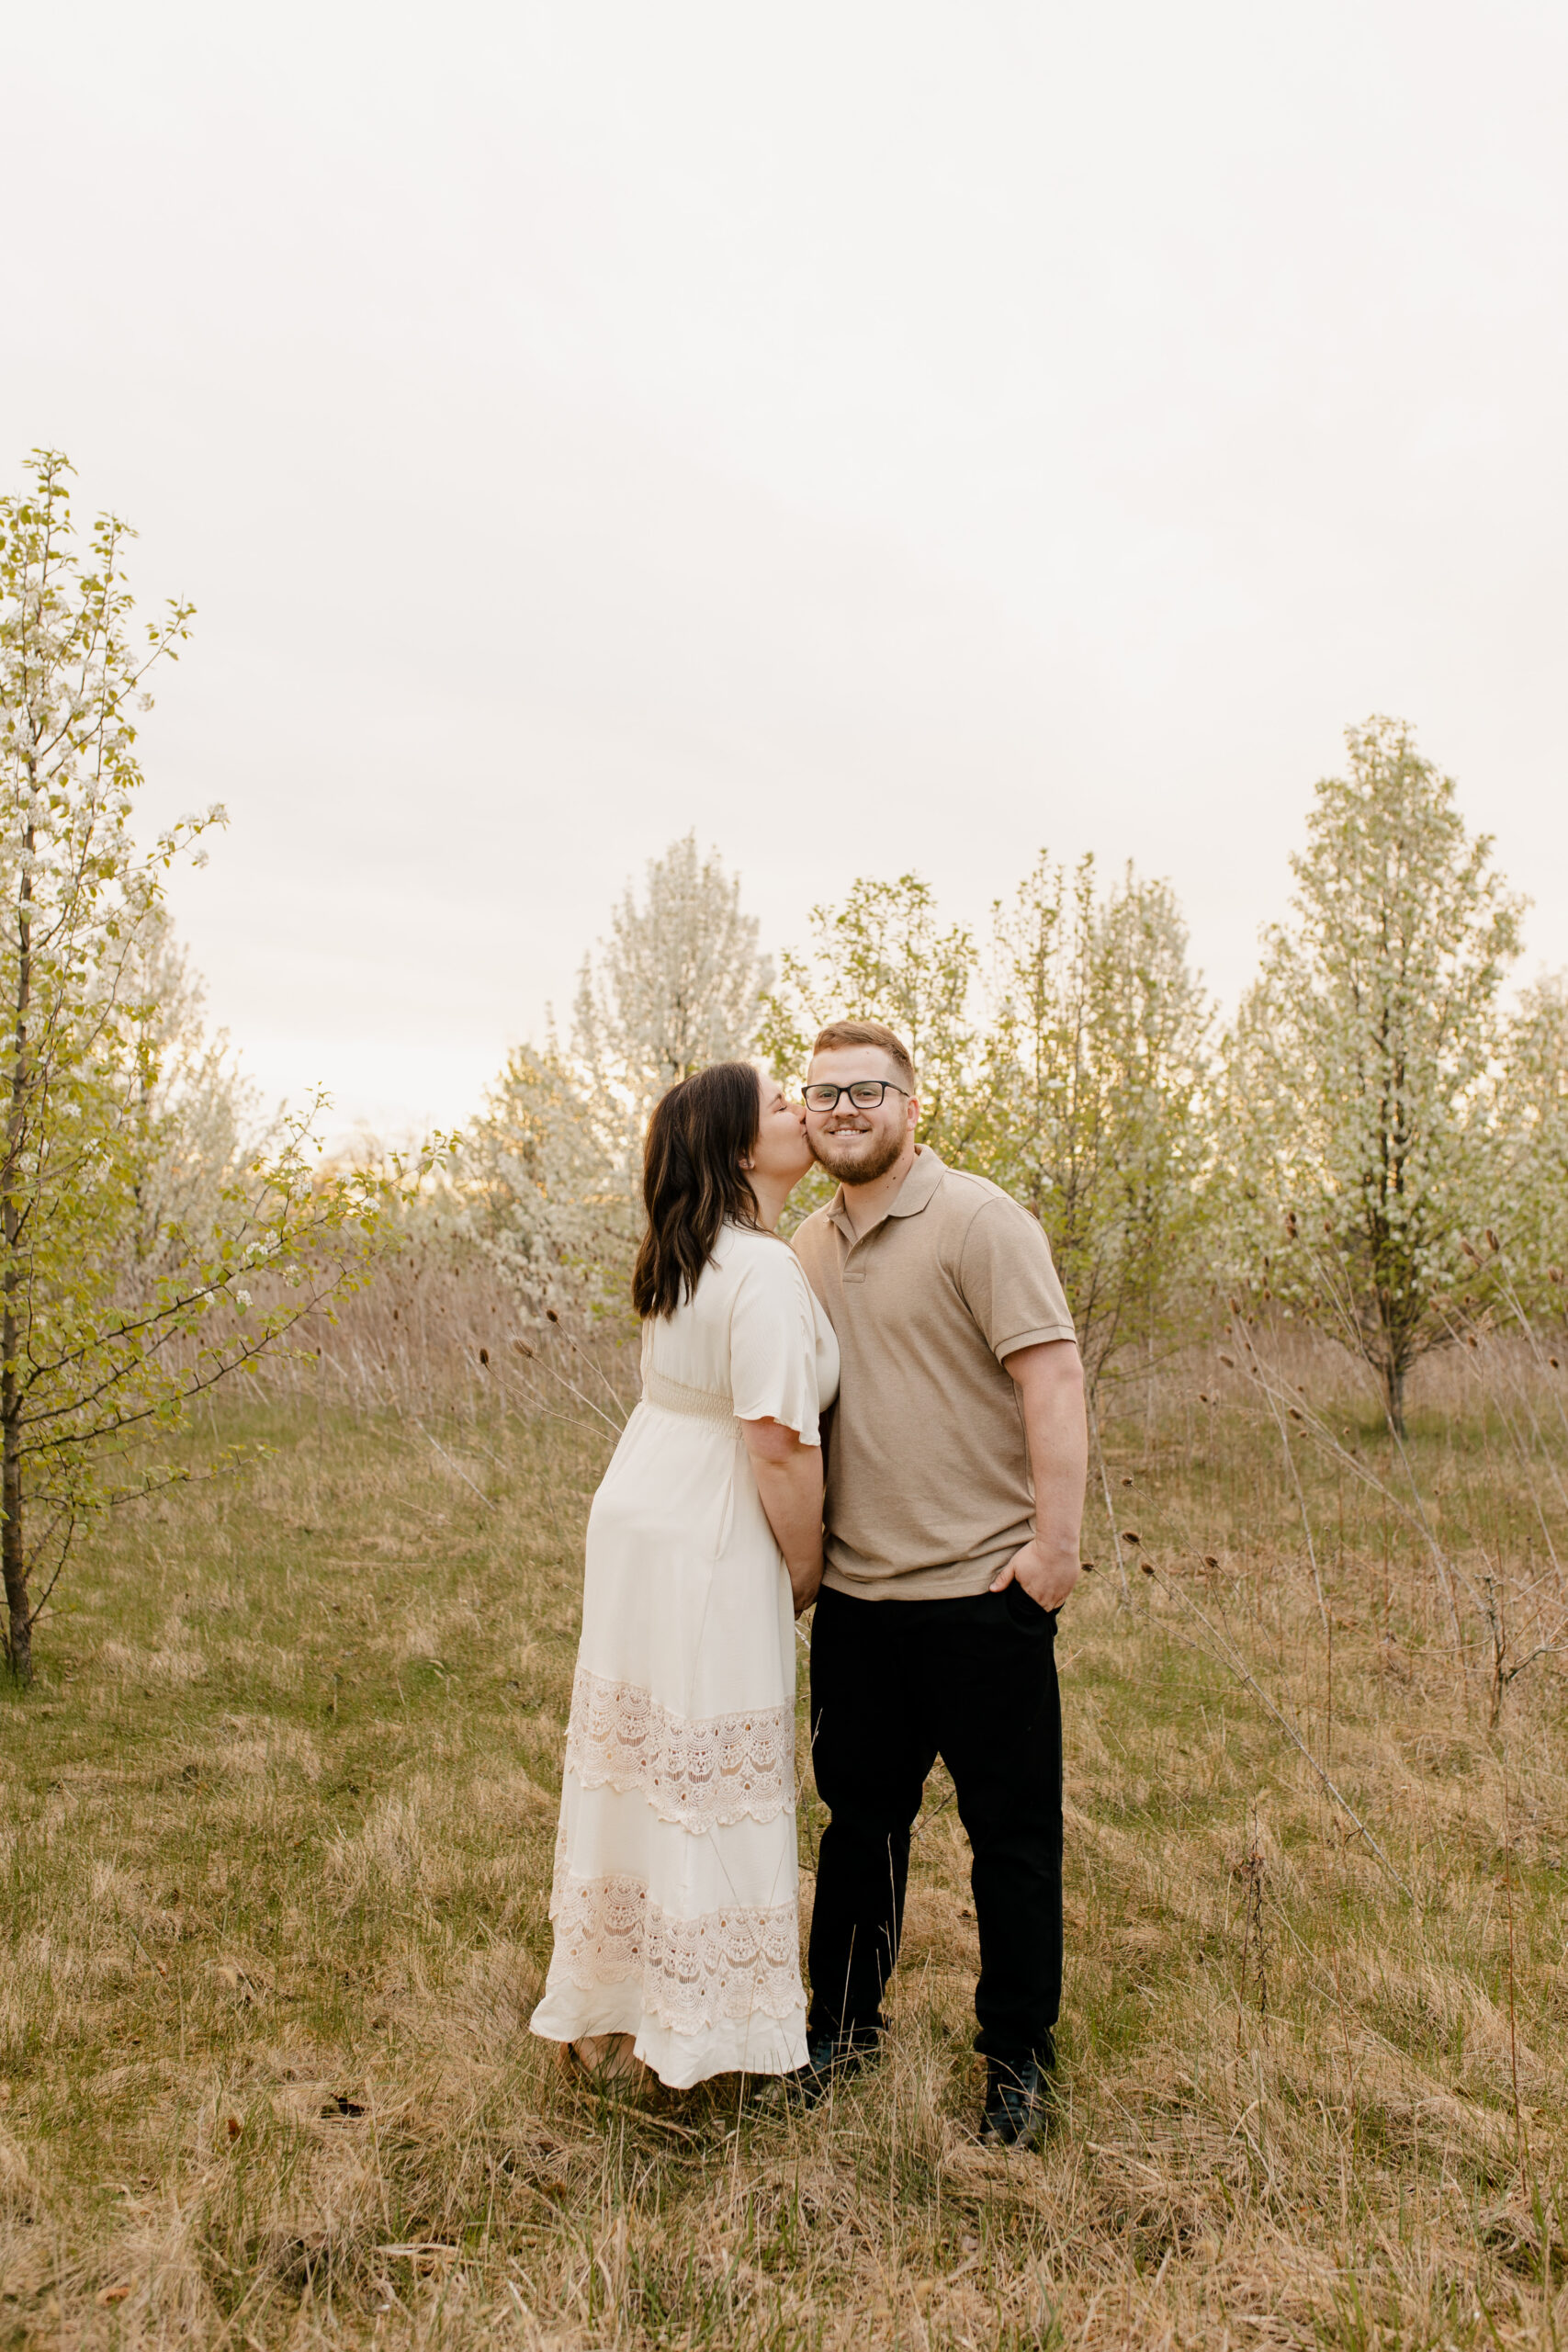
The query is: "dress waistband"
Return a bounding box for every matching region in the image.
[640,1367,738,1425]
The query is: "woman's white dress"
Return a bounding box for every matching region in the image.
[530,1223,840,2088]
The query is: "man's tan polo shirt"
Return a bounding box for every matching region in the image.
[792,1147,1077,1600]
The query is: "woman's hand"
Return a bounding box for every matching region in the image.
[739,1416,824,1614]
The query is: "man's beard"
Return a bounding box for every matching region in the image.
[811,1125,908,1185]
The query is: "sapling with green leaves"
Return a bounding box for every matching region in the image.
[981,854,1212,1388]
[0,451,415,1681]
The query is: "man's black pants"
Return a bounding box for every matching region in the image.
[806,1580,1063,2067]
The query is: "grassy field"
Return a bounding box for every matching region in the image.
[2,1350,1566,2350]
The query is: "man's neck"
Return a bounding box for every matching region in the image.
[837,1141,919,1240]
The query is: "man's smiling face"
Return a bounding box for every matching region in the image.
[803,1045,919,1184]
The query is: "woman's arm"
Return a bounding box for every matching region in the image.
[739,1416,825,1614]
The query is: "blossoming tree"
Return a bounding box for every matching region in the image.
[1222,718,1522,1434]
[573,831,773,1123]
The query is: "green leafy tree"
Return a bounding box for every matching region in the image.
[982,855,1211,1386]
[0,451,413,1680]
[1222,717,1522,1434]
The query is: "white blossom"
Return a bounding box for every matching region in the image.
[573,831,771,1123]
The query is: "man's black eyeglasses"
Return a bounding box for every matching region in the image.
[801,1080,912,1113]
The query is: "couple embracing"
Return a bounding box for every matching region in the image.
[529,1021,1088,2148]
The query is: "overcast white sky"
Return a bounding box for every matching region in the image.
[4,1,1564,1136]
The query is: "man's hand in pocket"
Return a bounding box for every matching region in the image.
[989,1537,1081,1611]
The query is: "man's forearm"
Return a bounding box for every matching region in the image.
[1023,1360,1088,1561]
[993,1339,1088,1607]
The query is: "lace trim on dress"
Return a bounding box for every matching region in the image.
[547,1871,803,2031]
[564,1668,795,1828]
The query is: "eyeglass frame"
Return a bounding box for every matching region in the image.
[800,1079,913,1114]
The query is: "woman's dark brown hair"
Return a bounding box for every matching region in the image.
[631,1061,762,1319]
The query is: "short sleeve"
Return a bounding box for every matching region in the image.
[956,1197,1077,1363]
[728,1241,822,1444]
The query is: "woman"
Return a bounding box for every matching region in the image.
[529,1061,837,2090]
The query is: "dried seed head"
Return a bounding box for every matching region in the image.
[478,1347,489,1367]
[1120,1530,1141,1545]
[545,1308,560,1323]
[1140,1560,1155,1577]
[510,1337,534,1360]
[1204,1555,1220,1568]
[1549,1266,1562,1285]
[1461,1237,1480,1261]
[1486,1228,1500,1253]
[1551,1357,1561,1370]
[1218,1352,1235,1368]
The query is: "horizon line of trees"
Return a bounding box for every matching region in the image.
[448,721,1568,1440]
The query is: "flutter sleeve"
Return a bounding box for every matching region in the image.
[728,1240,822,1445]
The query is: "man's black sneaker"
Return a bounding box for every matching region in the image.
[978,2054,1054,2149]
[779,2035,875,2110]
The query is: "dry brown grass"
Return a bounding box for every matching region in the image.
[3,1330,1567,2349]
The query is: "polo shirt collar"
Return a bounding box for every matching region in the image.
[828,1145,947,1239]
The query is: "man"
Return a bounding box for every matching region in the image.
[790,1019,1087,2148]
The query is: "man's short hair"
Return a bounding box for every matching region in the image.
[810,1020,916,1091]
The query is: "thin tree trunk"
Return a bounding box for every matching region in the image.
[1385,1355,1406,1442]
[1,1337,25,1680]
[3,841,33,1680]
